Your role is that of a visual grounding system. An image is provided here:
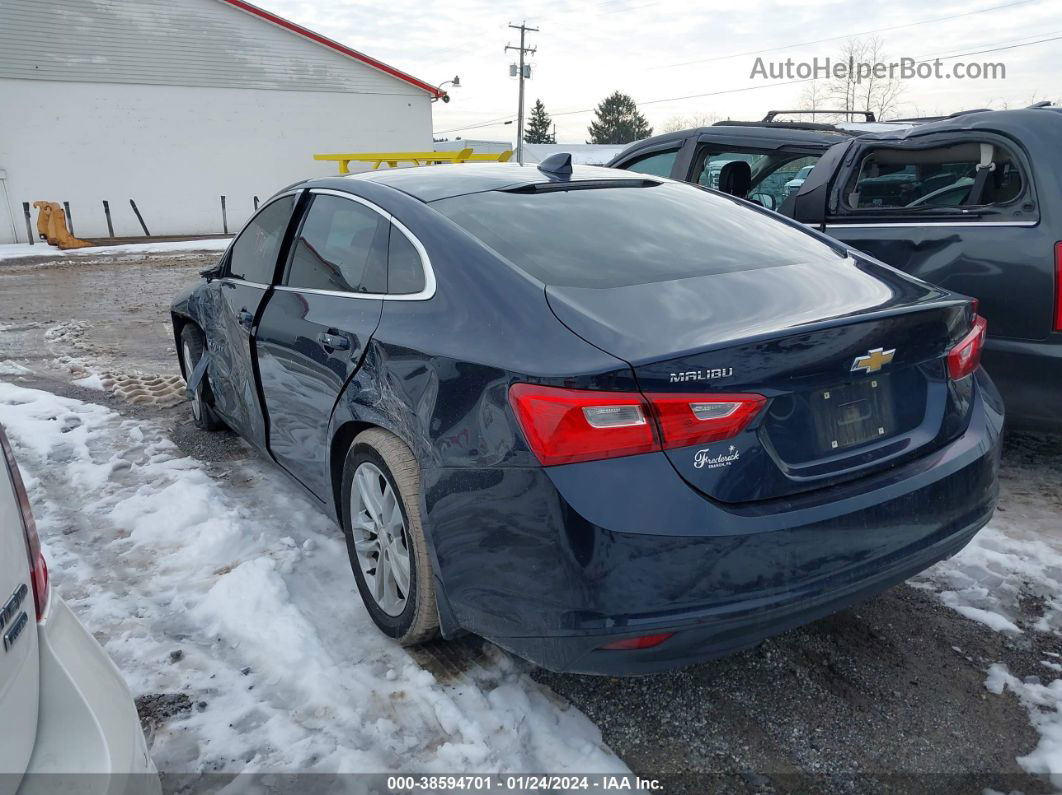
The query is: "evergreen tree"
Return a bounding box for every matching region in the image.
[524,99,555,143]
[586,91,652,144]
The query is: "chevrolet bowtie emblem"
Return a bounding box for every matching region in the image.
[851,347,895,374]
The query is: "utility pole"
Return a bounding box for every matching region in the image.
[505,21,537,164]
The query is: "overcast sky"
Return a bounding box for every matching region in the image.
[264,0,1059,143]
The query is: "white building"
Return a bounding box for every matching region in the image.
[521,143,629,166]
[0,0,443,243]
[434,139,514,156]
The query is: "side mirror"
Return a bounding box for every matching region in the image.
[200,257,225,282]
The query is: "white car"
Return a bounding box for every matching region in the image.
[0,424,159,794]
[783,164,816,197]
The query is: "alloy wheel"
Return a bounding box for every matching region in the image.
[349,462,411,616]
[182,342,202,421]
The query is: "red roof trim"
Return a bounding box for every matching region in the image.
[218,0,444,98]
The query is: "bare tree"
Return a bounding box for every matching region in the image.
[799,80,825,112]
[989,92,1057,111]
[1024,91,1058,106]
[826,37,905,120]
[661,111,720,132]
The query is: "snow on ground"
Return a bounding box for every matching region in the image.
[921,524,1062,784]
[0,238,231,262]
[914,448,1062,785]
[0,360,32,375]
[0,380,625,776]
[72,372,105,390]
[986,664,1062,788]
[916,526,1061,636]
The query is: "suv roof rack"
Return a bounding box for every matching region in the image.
[711,119,851,133]
[763,109,877,123]
[889,114,947,123]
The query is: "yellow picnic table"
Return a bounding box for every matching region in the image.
[314,148,513,174]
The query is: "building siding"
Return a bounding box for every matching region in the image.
[0,78,432,243]
[0,0,437,243]
[0,0,425,95]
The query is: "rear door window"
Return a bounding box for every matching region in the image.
[843,141,1026,212]
[227,195,294,284]
[432,182,845,288]
[622,148,679,178]
[386,225,427,295]
[286,194,386,293]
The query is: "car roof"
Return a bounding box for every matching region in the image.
[855,106,1062,144]
[611,124,848,164]
[612,107,1060,164]
[308,163,662,203]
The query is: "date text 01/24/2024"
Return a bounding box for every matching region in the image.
[386,775,664,791]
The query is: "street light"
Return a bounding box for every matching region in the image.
[434,76,461,103]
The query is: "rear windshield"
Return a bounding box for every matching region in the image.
[431,182,844,288]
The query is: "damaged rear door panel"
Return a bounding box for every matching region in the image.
[253,190,432,502]
[204,193,298,449]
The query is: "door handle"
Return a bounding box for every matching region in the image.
[237,308,254,330]
[316,331,351,351]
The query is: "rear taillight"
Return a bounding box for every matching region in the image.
[651,393,767,449]
[507,385,657,466]
[946,314,987,381]
[0,425,49,620]
[508,384,765,466]
[1054,242,1061,332]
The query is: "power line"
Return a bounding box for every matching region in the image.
[550,30,1062,116]
[433,25,1058,135]
[434,114,517,135]
[654,0,1040,69]
[929,30,1062,60]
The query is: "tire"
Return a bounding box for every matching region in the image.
[341,428,440,645]
[180,324,225,431]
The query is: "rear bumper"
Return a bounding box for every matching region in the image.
[982,335,1062,434]
[428,373,1003,675]
[495,511,988,675]
[18,596,159,795]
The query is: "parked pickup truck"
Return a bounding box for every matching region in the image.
[610,106,1062,433]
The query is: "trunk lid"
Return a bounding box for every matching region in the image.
[547,254,974,502]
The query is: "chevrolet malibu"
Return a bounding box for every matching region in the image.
[171,159,1002,675]
[0,424,159,792]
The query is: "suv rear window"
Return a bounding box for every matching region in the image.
[846,142,1025,210]
[431,182,843,288]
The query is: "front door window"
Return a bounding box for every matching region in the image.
[694,150,822,210]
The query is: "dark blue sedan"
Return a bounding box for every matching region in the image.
[171,159,1002,675]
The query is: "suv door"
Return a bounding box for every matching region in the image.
[0,429,39,784]
[610,136,698,181]
[206,193,297,448]
[817,132,1048,342]
[612,128,837,211]
[255,190,397,500]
